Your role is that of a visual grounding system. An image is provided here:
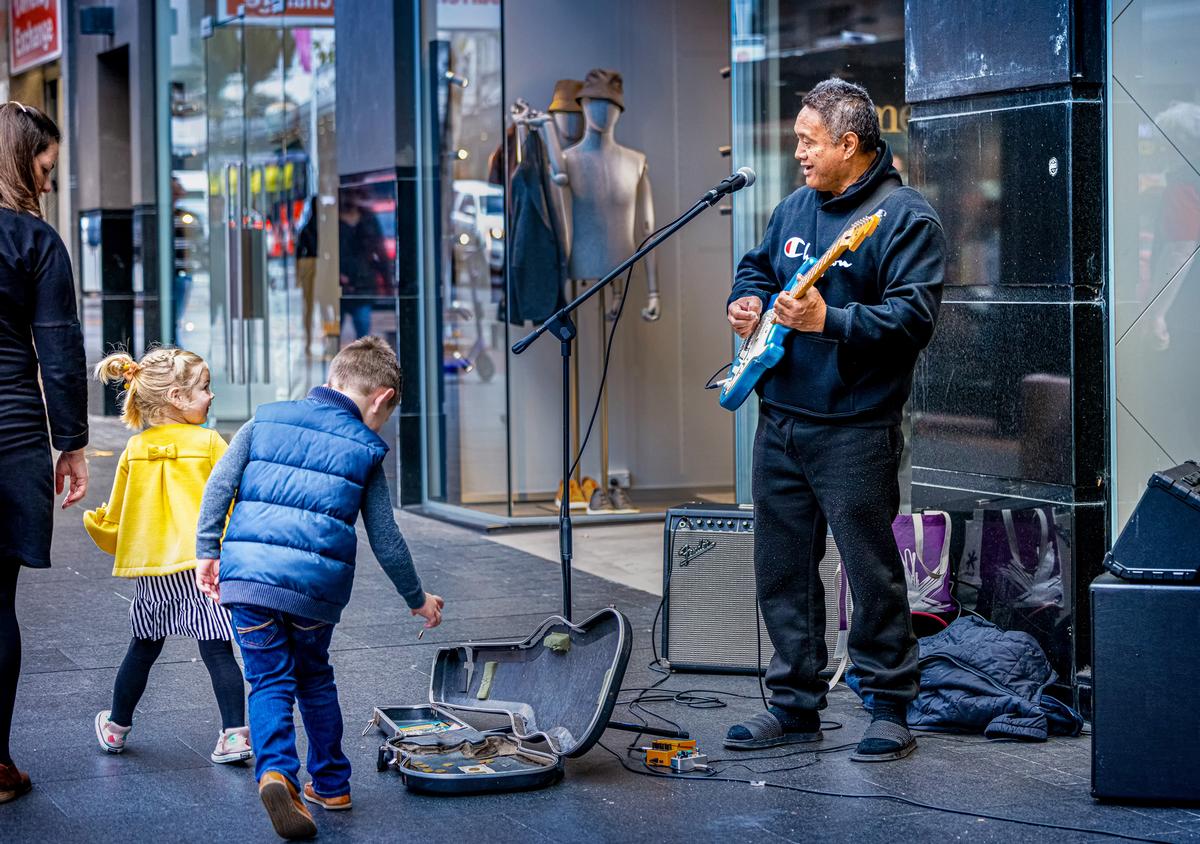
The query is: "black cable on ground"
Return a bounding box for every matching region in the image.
[610,562,1142,842]
[594,741,1163,844]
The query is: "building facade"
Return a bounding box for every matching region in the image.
[59,0,1200,697]
[2,0,71,248]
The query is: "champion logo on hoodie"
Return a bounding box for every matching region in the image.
[783,236,810,259]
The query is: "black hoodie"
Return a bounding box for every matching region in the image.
[728,141,945,426]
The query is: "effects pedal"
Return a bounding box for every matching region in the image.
[643,738,708,772]
[669,750,709,773]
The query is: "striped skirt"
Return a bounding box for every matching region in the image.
[129,569,234,641]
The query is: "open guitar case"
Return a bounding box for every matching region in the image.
[371,607,632,795]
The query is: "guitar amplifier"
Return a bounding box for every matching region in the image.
[1104,462,1200,582]
[661,503,850,676]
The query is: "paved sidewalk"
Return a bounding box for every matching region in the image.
[3,417,1198,843]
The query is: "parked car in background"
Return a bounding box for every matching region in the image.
[451,179,504,273]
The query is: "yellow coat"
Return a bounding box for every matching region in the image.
[83,424,228,578]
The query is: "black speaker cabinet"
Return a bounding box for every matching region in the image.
[1091,573,1200,802]
[661,503,849,675]
[1104,462,1200,582]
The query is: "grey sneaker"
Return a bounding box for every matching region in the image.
[608,486,639,514]
[587,487,614,514]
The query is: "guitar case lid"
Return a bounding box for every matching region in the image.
[428,607,632,758]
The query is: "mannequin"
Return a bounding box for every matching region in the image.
[547,71,659,513]
[512,71,659,514]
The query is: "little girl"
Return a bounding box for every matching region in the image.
[83,346,251,764]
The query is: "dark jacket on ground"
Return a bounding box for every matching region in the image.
[728,142,945,426]
[0,209,88,568]
[848,616,1084,740]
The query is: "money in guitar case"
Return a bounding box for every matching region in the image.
[371,608,632,795]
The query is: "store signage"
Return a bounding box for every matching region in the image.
[9,0,62,75]
[222,0,334,27]
[438,0,501,30]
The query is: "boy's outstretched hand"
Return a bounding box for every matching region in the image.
[412,593,445,629]
[195,558,221,601]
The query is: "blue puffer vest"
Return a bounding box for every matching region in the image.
[218,393,388,624]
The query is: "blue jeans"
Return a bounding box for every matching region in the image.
[229,606,350,797]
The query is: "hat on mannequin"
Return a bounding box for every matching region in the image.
[548,79,584,113]
[576,68,624,112]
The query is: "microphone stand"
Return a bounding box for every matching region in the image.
[512,190,727,622]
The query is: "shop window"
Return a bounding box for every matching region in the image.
[423,0,736,521]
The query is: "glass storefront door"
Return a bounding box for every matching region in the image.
[420,0,737,524]
[182,8,335,427]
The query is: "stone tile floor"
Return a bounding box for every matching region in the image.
[3,418,1198,843]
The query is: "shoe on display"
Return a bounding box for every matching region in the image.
[587,487,615,515]
[554,478,588,510]
[211,726,254,764]
[580,476,599,502]
[608,485,639,514]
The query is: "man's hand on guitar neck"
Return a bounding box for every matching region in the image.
[728,296,763,338]
[774,286,827,333]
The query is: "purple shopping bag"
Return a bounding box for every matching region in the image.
[892,511,955,614]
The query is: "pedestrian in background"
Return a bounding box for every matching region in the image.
[84,348,251,765]
[194,336,443,840]
[0,101,89,804]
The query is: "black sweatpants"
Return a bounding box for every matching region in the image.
[752,404,919,713]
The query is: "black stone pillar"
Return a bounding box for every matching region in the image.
[83,208,135,416]
[134,203,163,347]
[905,1,1107,696]
[335,2,427,506]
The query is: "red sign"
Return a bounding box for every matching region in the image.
[222,0,334,26]
[9,0,62,75]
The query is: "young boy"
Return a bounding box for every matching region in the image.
[194,336,443,840]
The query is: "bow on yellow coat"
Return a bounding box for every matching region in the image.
[146,443,177,460]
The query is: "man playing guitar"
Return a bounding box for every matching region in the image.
[724,78,945,762]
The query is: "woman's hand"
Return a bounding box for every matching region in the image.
[55,448,88,508]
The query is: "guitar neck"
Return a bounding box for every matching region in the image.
[788,241,851,299]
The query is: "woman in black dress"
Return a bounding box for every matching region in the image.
[0,102,89,803]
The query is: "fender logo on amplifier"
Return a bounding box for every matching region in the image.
[677,538,715,567]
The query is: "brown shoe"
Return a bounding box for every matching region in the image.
[258,771,317,840]
[0,762,32,804]
[303,782,352,811]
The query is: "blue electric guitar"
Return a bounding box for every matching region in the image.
[718,210,885,411]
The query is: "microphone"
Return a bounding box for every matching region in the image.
[704,167,756,203]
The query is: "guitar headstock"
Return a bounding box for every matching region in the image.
[838,210,885,252]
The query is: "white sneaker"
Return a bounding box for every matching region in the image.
[95,710,131,754]
[211,727,254,764]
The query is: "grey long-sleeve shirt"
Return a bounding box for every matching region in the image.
[195,417,426,610]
